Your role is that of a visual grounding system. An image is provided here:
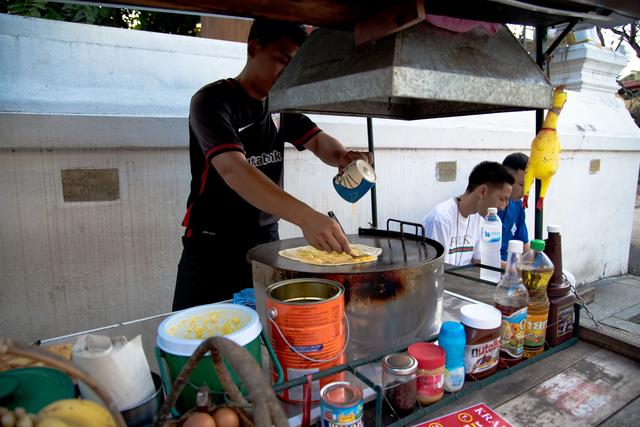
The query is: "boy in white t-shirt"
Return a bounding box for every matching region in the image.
[422,161,514,266]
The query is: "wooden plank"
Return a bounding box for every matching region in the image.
[599,396,640,427]
[495,348,640,426]
[201,16,251,42]
[73,0,376,29]
[417,340,601,421]
[354,0,425,46]
[580,319,640,362]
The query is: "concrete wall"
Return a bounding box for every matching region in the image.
[1,14,639,341]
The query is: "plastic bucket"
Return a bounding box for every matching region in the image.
[156,303,261,412]
[266,279,348,403]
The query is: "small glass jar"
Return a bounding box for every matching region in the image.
[382,353,417,416]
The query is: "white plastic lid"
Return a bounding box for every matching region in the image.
[459,304,501,330]
[487,207,497,214]
[547,224,561,233]
[156,303,262,356]
[508,240,523,253]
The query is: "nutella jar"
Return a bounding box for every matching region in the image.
[459,304,502,379]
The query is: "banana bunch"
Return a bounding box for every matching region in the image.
[1,400,116,427]
[37,400,116,427]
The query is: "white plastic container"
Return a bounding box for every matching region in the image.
[480,207,502,282]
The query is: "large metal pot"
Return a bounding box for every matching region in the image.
[247,226,444,357]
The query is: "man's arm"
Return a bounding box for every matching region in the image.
[304,131,373,169]
[518,208,530,253]
[211,151,350,253]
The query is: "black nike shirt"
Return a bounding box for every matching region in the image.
[182,78,321,237]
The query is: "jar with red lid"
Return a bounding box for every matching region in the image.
[459,304,502,379]
[407,342,445,405]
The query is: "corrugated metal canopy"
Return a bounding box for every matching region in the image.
[270,23,554,120]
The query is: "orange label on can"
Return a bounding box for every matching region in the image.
[525,313,548,347]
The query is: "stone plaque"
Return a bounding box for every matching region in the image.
[589,159,601,174]
[436,161,457,182]
[62,168,119,202]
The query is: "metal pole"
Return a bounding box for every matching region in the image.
[534,26,545,240]
[367,117,378,228]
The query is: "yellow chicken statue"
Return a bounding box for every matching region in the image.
[522,86,568,210]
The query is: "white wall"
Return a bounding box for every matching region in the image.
[1,14,639,341]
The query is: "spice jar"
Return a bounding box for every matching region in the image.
[459,304,501,379]
[382,353,417,416]
[407,343,445,405]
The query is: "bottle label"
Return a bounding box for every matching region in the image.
[499,307,527,358]
[444,367,465,392]
[482,229,501,243]
[525,312,548,347]
[464,337,499,374]
[556,303,574,338]
[416,371,444,397]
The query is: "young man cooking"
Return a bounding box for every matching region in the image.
[173,20,372,310]
[422,161,514,266]
[498,153,530,263]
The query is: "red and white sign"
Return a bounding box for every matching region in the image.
[415,403,513,427]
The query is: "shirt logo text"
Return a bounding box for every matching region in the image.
[247,150,282,167]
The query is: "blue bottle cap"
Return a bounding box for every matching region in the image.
[439,321,465,338]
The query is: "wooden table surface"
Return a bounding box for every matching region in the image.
[439,266,640,427]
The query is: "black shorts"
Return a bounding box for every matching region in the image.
[172,223,279,311]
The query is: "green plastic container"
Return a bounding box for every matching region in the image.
[156,303,262,412]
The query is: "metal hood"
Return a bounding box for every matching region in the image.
[270,23,553,120]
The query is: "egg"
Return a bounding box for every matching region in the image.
[212,408,240,427]
[183,412,216,427]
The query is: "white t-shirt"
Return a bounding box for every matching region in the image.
[422,198,482,266]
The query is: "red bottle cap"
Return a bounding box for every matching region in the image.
[407,342,445,370]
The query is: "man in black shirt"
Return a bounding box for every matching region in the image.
[173,19,372,310]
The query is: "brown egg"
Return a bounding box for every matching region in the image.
[211,408,240,427]
[183,412,217,427]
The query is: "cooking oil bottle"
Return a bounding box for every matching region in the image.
[521,239,554,358]
[494,240,528,366]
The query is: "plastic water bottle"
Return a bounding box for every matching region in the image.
[480,207,502,282]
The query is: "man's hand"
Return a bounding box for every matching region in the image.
[299,210,351,254]
[338,151,374,172]
[305,132,373,171]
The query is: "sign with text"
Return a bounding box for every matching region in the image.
[415,403,512,427]
[62,168,119,202]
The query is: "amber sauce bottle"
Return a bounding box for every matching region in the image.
[544,225,576,346]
